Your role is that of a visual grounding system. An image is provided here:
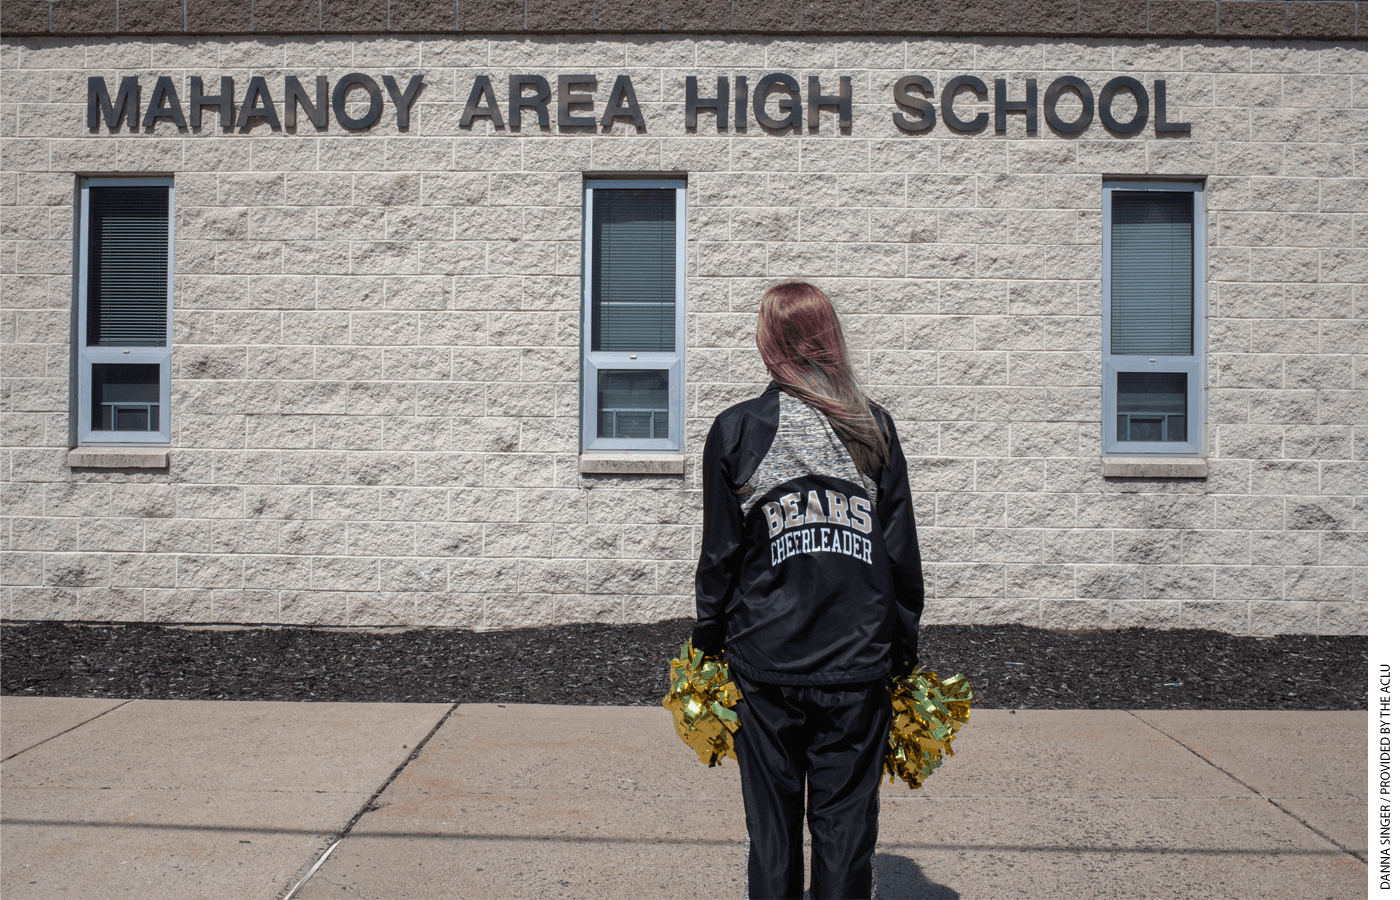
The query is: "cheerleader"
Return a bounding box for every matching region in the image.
[693,282,924,900]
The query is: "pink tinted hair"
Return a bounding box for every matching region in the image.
[756,282,889,475]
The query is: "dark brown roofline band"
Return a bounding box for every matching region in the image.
[0,0,1366,40]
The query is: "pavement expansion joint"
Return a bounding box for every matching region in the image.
[280,701,460,900]
[0,788,362,797]
[1,699,133,762]
[886,793,1269,802]
[1,819,337,837]
[880,840,1349,857]
[1125,710,1364,864]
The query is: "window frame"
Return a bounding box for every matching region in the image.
[75,176,175,446]
[1100,180,1205,457]
[580,177,686,453]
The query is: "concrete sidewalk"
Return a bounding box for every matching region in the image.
[0,698,1365,900]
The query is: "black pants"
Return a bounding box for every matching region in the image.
[733,672,890,900]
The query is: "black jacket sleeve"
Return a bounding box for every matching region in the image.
[692,415,745,655]
[875,411,924,675]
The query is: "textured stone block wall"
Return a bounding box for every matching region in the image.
[0,34,1367,634]
[0,0,1369,39]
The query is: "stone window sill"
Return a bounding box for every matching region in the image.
[1102,456,1208,478]
[68,447,170,469]
[578,453,685,475]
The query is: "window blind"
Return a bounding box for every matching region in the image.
[87,186,169,347]
[591,189,676,353]
[1110,191,1193,356]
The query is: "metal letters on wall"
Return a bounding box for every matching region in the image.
[87,72,1192,136]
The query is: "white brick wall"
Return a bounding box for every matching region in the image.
[0,35,1367,635]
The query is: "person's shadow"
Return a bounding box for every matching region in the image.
[874,853,960,899]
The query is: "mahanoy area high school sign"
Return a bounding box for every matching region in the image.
[87,71,1192,137]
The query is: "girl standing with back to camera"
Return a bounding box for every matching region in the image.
[692,282,925,900]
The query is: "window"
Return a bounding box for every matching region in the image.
[1101,182,1204,456]
[76,177,174,445]
[581,179,685,453]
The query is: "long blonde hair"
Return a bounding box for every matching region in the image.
[755,282,889,476]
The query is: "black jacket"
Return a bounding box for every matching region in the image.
[692,383,924,686]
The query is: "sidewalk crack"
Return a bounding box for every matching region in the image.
[278,702,460,900]
[1127,710,1363,865]
[2,699,135,762]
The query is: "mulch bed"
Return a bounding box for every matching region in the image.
[0,620,1365,710]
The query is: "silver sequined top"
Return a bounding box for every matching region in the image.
[739,391,877,517]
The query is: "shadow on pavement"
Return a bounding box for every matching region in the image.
[876,853,960,899]
[0,820,1353,857]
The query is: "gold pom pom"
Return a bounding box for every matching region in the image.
[662,640,743,767]
[884,669,973,790]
